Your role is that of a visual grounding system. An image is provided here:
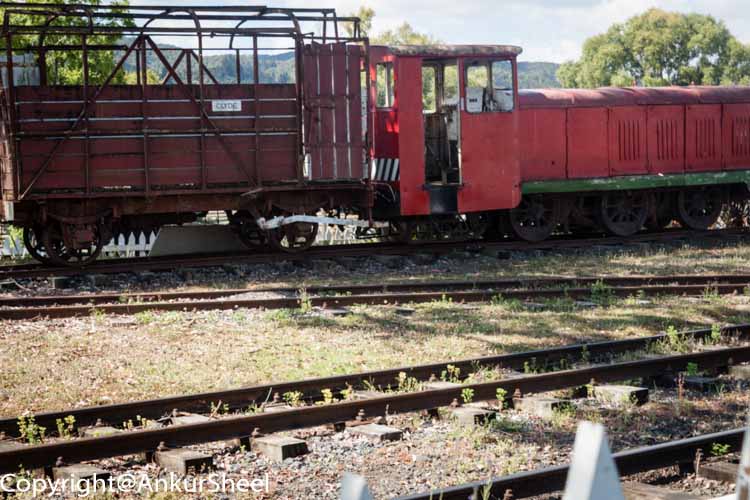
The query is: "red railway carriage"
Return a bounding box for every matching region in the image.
[0,5,371,265]
[367,45,750,241]
[368,44,522,219]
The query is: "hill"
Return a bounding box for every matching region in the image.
[123,45,560,88]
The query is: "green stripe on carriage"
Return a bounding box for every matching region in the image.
[521,170,750,194]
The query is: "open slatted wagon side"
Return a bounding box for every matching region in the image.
[0,4,372,266]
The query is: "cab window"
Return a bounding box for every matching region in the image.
[376,63,394,108]
[465,59,515,113]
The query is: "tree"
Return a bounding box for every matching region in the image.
[0,0,134,85]
[557,8,750,88]
[344,6,374,38]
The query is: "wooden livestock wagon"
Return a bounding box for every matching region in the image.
[0,4,372,264]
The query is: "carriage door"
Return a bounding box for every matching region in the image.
[458,58,521,212]
[303,42,364,181]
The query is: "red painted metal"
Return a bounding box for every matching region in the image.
[519,108,566,181]
[566,107,609,179]
[647,105,685,174]
[723,103,750,171]
[608,106,648,176]
[686,104,722,172]
[395,57,429,215]
[457,57,521,213]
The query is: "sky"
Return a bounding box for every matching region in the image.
[125,0,750,63]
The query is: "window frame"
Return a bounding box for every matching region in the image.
[463,58,516,114]
[375,62,395,109]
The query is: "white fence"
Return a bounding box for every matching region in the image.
[1,232,156,260]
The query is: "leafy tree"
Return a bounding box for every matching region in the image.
[0,0,134,85]
[557,8,750,88]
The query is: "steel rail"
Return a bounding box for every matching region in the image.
[0,228,742,281]
[2,283,749,320]
[0,345,748,473]
[394,428,746,500]
[1,324,743,438]
[2,273,750,309]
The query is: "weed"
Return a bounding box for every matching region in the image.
[320,388,336,405]
[397,372,420,393]
[461,387,475,404]
[711,442,731,456]
[298,288,313,314]
[685,362,700,377]
[55,415,76,439]
[590,280,615,307]
[210,402,230,416]
[708,324,722,345]
[495,388,508,409]
[283,391,304,407]
[441,364,461,383]
[18,415,45,444]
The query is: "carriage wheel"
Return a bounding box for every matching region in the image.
[267,221,318,253]
[645,192,675,231]
[507,195,557,242]
[42,221,104,267]
[598,192,649,237]
[23,226,53,264]
[228,211,266,248]
[677,188,724,230]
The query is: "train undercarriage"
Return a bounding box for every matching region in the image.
[7,183,749,267]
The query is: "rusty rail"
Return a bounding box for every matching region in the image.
[394,427,746,500]
[0,343,748,473]
[2,273,750,309]
[2,282,749,320]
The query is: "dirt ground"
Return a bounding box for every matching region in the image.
[1,236,750,498]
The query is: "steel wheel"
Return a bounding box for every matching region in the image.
[228,211,266,248]
[22,226,53,264]
[598,192,648,237]
[268,221,318,253]
[42,221,104,267]
[677,188,724,230]
[507,196,557,242]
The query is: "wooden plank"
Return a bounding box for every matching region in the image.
[622,482,703,499]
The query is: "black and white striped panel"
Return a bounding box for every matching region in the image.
[371,158,400,182]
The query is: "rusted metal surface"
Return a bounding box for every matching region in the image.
[395,428,746,500]
[3,283,750,321]
[520,87,750,109]
[0,324,744,439]
[2,273,750,309]
[0,345,747,473]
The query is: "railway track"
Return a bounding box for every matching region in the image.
[395,427,746,500]
[0,324,747,473]
[2,274,749,320]
[1,323,743,438]
[0,227,742,281]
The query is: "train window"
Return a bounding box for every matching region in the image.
[422,66,437,113]
[465,60,515,113]
[376,63,394,108]
[443,64,458,105]
[491,60,515,112]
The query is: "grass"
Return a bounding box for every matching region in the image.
[1,239,750,418]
